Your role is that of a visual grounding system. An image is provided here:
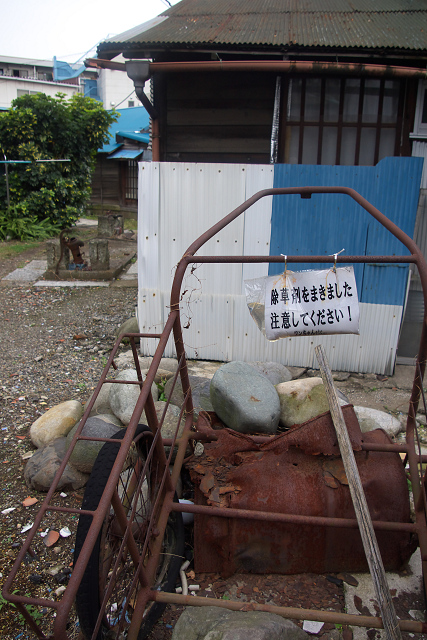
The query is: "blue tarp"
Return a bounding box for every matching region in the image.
[53,57,86,82]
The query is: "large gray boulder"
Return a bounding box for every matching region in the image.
[24,437,89,492]
[164,375,213,418]
[210,361,281,435]
[275,377,329,428]
[30,400,83,448]
[142,401,186,461]
[88,384,111,417]
[172,607,308,640]
[354,406,403,437]
[248,362,292,386]
[65,416,123,473]
[109,369,159,425]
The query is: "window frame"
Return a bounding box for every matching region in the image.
[279,75,404,166]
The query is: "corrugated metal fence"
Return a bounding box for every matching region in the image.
[137,158,422,374]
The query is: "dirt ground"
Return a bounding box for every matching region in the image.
[0,235,425,640]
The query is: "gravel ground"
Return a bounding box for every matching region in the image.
[0,282,138,639]
[0,263,425,640]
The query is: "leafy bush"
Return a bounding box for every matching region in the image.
[0,93,117,228]
[0,205,61,241]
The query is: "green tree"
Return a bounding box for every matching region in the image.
[0,92,117,228]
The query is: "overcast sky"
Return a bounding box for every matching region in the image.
[0,0,180,62]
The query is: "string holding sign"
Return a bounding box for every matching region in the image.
[244,266,360,341]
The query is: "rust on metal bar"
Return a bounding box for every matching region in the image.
[152,590,427,633]
[4,186,427,639]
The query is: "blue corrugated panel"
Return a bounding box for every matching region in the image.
[270,157,423,306]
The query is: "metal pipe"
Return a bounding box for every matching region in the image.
[153,591,427,633]
[170,501,417,532]
[149,59,427,79]
[89,57,427,80]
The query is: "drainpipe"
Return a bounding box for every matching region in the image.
[125,60,160,161]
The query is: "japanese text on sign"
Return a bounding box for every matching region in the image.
[264,267,359,340]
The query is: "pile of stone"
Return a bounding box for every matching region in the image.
[24,354,403,492]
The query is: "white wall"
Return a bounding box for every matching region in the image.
[97,68,140,110]
[0,77,79,109]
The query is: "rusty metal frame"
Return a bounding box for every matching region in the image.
[4,185,427,638]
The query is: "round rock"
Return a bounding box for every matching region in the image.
[210,361,280,435]
[24,437,89,492]
[109,369,158,425]
[30,400,83,448]
[164,374,213,420]
[117,317,140,343]
[247,361,292,386]
[66,415,123,473]
[171,606,308,640]
[353,406,403,437]
[275,377,329,428]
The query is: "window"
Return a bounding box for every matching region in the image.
[412,80,427,139]
[125,161,138,200]
[128,100,135,108]
[280,76,403,166]
[17,89,39,97]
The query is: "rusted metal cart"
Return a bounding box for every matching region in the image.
[4,186,427,639]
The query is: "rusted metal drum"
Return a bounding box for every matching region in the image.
[187,406,414,575]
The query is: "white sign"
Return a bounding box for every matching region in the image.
[264,267,359,340]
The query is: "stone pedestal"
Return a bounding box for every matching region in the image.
[46,238,69,271]
[98,214,124,238]
[89,238,110,271]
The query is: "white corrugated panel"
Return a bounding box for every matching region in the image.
[158,162,246,295]
[242,164,274,286]
[412,140,427,189]
[137,162,403,373]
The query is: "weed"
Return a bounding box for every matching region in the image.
[156,376,168,402]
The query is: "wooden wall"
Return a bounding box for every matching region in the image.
[91,156,121,206]
[158,71,276,163]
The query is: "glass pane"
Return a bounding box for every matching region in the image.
[324,78,340,122]
[302,126,319,164]
[378,128,396,160]
[382,80,400,124]
[340,127,357,165]
[321,127,338,164]
[343,79,360,123]
[288,79,302,121]
[284,126,299,163]
[304,78,321,122]
[359,128,376,165]
[362,79,380,123]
